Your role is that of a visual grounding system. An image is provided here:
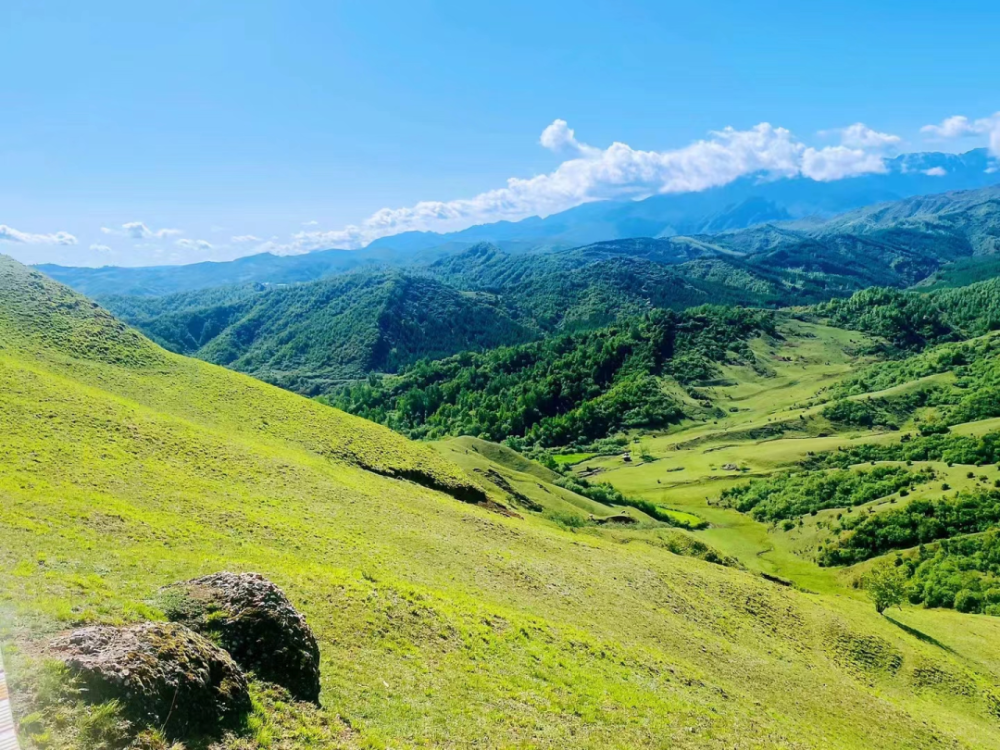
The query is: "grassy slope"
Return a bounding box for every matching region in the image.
[2,255,1000,748]
[566,316,1000,724]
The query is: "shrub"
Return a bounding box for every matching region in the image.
[864,560,908,614]
[954,590,983,614]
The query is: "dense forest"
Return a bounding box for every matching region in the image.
[815,277,1000,351]
[904,531,1000,615]
[719,465,932,523]
[324,306,775,447]
[819,491,1000,566]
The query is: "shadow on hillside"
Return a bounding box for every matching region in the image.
[884,615,957,654]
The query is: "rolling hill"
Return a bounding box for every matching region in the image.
[101,270,537,392]
[77,184,1000,396]
[4,253,1000,748]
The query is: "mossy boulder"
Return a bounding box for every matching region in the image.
[160,572,321,702]
[51,622,250,736]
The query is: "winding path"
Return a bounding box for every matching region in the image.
[0,648,18,750]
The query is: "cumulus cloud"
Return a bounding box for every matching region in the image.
[0,224,78,245]
[837,123,902,150]
[921,112,1000,155]
[923,166,947,177]
[102,221,183,239]
[231,234,262,243]
[89,243,113,252]
[799,146,889,182]
[539,119,597,155]
[266,119,902,253]
[175,238,214,250]
[921,115,979,139]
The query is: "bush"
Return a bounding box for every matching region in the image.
[864,560,908,614]
[920,422,950,436]
[954,589,983,614]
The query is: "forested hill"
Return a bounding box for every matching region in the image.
[324,306,776,447]
[48,183,1000,397]
[106,270,536,393]
[815,277,1000,350]
[327,276,1000,449]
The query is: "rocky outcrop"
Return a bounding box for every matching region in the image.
[160,572,321,702]
[51,622,250,736]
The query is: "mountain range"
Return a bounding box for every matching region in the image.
[37,148,999,298]
[76,183,1000,392]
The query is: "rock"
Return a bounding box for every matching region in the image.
[722,463,739,471]
[161,572,321,702]
[51,622,250,736]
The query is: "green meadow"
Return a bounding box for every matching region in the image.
[2,254,1000,749]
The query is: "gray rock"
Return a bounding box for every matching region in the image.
[51,622,250,736]
[161,572,321,703]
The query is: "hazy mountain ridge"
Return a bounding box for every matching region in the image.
[37,150,999,298]
[85,184,1000,393]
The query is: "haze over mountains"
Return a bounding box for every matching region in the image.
[37,148,998,298]
[52,182,1000,393]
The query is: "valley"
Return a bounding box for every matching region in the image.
[5,246,1000,747]
[8,8,1000,749]
[47,183,998,397]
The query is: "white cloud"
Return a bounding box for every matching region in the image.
[923,166,947,177]
[539,119,597,156]
[799,145,889,182]
[921,115,978,139]
[89,243,113,252]
[268,119,902,252]
[921,112,1000,155]
[231,234,262,243]
[175,238,214,250]
[301,220,319,227]
[0,224,78,245]
[837,123,902,150]
[102,221,183,239]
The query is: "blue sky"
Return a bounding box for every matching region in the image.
[2,0,999,266]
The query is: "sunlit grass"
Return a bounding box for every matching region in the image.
[3,256,1000,748]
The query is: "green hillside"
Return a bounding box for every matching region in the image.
[5,258,1000,749]
[915,255,1000,290]
[326,305,778,446]
[101,270,536,393]
[76,186,1000,398]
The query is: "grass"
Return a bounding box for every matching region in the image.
[551,452,596,466]
[3,255,1000,748]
